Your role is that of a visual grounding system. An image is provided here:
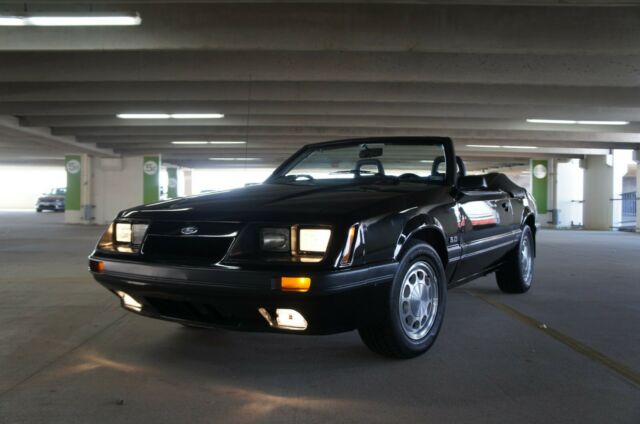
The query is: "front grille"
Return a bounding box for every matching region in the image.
[140,221,240,265]
[142,235,233,265]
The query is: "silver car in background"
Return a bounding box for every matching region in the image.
[36,188,66,212]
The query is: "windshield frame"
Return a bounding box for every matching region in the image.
[267,137,456,186]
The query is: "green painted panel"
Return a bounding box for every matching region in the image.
[531,159,548,214]
[167,167,178,198]
[65,155,81,210]
[143,155,161,204]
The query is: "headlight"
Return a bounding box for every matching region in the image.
[115,223,132,243]
[259,226,331,256]
[115,223,148,245]
[99,222,149,253]
[299,228,331,253]
[260,228,290,252]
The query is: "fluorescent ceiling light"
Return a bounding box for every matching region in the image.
[117,113,170,119]
[466,144,537,149]
[0,13,141,26]
[527,118,629,126]
[171,141,246,145]
[117,113,224,119]
[0,17,25,26]
[577,120,629,126]
[171,113,224,119]
[526,119,576,124]
[209,157,259,161]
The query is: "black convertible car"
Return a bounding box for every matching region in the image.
[89,137,537,358]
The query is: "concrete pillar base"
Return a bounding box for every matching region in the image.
[583,155,613,231]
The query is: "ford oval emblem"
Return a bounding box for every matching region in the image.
[180,226,198,235]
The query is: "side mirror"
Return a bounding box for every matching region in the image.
[457,175,487,191]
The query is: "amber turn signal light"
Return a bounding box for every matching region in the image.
[281,277,311,292]
[89,260,105,273]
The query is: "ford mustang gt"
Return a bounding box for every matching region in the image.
[89,137,537,358]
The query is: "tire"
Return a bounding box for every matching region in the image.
[36,208,42,213]
[496,225,534,294]
[358,240,447,359]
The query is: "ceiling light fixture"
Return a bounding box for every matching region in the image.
[171,113,224,119]
[117,113,224,119]
[209,157,259,161]
[576,120,630,126]
[526,119,576,124]
[466,144,538,150]
[0,13,141,26]
[527,118,629,126]
[171,141,246,145]
[117,113,170,119]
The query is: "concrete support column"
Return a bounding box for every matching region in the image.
[183,169,193,196]
[548,158,558,227]
[80,153,93,224]
[143,155,161,204]
[531,159,551,226]
[583,155,613,230]
[91,155,161,225]
[167,167,178,199]
[64,154,91,224]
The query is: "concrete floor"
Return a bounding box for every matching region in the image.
[0,211,638,424]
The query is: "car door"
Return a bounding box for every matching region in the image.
[454,189,514,281]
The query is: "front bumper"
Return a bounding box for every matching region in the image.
[90,257,397,335]
[37,202,64,211]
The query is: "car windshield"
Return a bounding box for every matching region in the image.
[274,142,447,184]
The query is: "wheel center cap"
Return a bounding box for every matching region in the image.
[409,283,427,316]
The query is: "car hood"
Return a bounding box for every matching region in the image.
[121,181,441,223]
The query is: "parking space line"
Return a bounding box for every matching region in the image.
[465,289,640,389]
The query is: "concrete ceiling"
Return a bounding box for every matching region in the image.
[1,0,640,169]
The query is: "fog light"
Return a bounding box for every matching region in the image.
[275,309,308,331]
[281,277,311,292]
[116,290,142,312]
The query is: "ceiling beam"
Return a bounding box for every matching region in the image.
[3,82,639,108]
[18,115,640,135]
[0,115,116,157]
[1,51,639,86]
[1,3,638,53]
[52,125,640,144]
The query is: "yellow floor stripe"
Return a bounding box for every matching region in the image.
[465,289,640,389]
